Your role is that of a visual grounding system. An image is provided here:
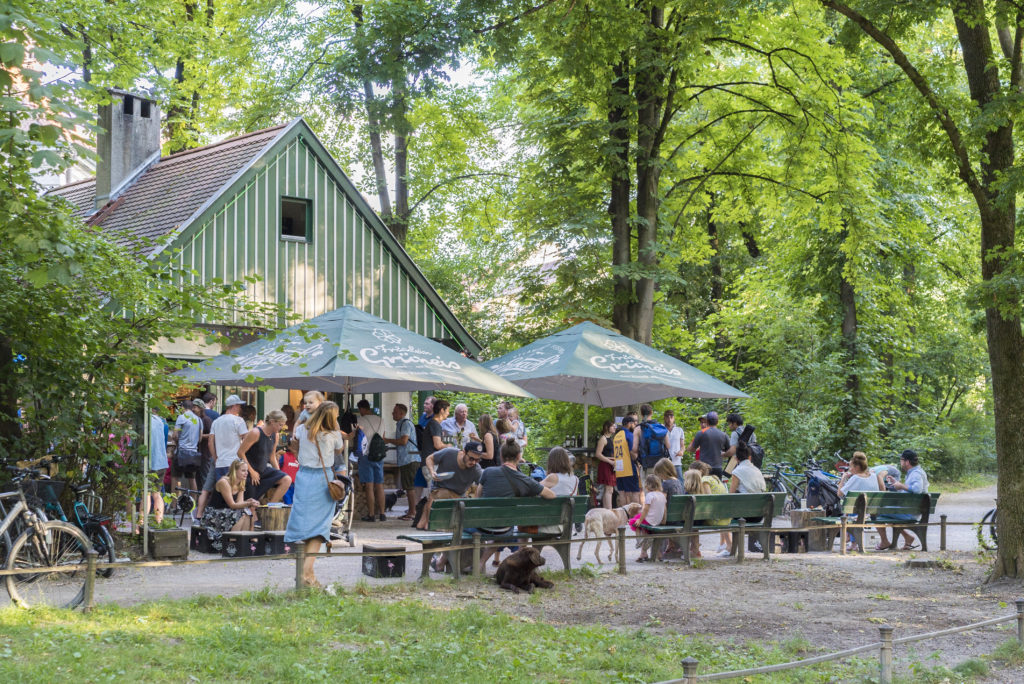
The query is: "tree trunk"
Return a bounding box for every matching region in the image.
[608,56,633,340]
[953,4,1024,579]
[390,78,411,246]
[839,266,859,451]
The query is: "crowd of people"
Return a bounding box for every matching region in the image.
[149,391,929,583]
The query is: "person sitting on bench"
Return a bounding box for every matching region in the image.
[876,450,929,551]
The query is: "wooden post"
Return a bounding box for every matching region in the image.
[1016,599,1024,645]
[83,550,97,613]
[681,657,699,684]
[878,625,894,684]
[617,527,626,575]
[736,520,745,564]
[940,514,947,551]
[471,533,481,578]
[840,516,847,555]
[294,544,306,594]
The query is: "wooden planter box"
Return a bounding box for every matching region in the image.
[148,528,189,560]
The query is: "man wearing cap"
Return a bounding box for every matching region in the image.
[876,450,930,551]
[195,394,250,520]
[686,411,729,478]
[170,398,203,494]
[414,443,484,530]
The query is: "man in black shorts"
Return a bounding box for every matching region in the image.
[242,409,292,502]
[169,399,205,493]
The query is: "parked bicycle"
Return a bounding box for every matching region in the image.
[24,472,116,578]
[765,462,806,515]
[1,466,93,609]
[978,507,998,550]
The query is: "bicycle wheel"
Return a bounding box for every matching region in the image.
[5,521,91,609]
[87,525,116,579]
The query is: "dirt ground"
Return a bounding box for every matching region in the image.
[6,484,1021,680]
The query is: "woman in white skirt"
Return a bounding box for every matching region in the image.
[286,400,345,589]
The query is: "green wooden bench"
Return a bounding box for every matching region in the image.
[397,495,588,580]
[814,491,940,552]
[637,492,786,565]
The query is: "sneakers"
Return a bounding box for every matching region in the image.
[378,514,387,522]
[717,543,729,554]
[360,515,375,522]
[716,548,731,558]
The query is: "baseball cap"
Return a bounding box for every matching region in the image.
[224,394,244,408]
[464,441,486,456]
[191,398,207,409]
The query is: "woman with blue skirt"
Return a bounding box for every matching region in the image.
[286,400,345,589]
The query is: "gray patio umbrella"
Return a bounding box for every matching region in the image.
[175,306,532,397]
[483,321,748,445]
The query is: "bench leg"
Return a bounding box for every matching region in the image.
[420,547,432,580]
[761,531,770,561]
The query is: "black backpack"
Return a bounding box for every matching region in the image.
[740,425,765,469]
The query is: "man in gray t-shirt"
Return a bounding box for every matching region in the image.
[427,447,483,496]
[687,411,729,476]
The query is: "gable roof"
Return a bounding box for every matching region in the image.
[48,124,287,252]
[46,118,480,355]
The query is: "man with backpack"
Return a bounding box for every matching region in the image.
[724,412,765,469]
[637,403,670,472]
[383,403,419,521]
[354,399,388,522]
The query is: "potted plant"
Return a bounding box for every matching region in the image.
[146,516,189,560]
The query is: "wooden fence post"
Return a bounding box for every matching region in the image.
[681,656,699,684]
[878,625,894,684]
[940,514,947,551]
[294,544,306,593]
[471,533,481,578]
[1016,598,1024,646]
[736,520,745,564]
[617,527,627,575]
[83,549,97,613]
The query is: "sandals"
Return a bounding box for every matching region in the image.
[636,556,650,563]
[900,543,918,551]
[398,514,415,521]
[874,543,893,551]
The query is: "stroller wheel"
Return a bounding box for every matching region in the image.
[346,532,357,547]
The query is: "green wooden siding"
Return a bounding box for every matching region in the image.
[173,137,460,343]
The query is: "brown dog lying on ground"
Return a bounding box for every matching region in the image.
[495,546,553,594]
[576,502,642,565]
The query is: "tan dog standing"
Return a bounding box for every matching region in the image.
[576,502,642,564]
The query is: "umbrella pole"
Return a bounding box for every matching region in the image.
[583,399,589,448]
[142,391,148,557]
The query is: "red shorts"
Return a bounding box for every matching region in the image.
[597,460,616,486]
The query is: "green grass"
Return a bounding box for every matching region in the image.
[930,472,996,493]
[0,589,875,683]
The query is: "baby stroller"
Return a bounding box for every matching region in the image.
[329,474,357,548]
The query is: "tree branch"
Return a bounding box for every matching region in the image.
[821,1,985,207]
[410,172,515,213]
[475,0,559,34]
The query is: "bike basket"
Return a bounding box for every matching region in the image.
[20,479,66,504]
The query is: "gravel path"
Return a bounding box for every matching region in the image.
[4,483,1018,680]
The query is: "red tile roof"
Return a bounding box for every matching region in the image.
[47,124,287,255]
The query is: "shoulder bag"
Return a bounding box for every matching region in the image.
[314,433,346,501]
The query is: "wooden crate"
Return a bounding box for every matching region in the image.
[148,528,189,560]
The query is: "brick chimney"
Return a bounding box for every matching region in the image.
[94,89,161,209]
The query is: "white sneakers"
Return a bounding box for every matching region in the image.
[716,549,731,558]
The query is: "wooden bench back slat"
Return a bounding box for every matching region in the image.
[691,493,772,519]
[426,496,587,530]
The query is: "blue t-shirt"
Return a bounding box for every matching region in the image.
[418,412,432,428]
[395,418,419,466]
